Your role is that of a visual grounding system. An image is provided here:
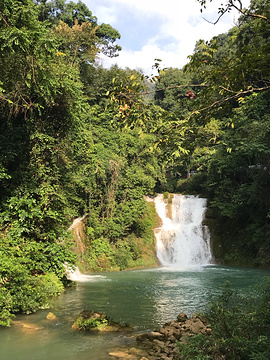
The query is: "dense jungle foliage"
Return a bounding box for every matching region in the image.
[0,0,269,328]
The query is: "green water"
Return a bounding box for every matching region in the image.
[1,265,270,360]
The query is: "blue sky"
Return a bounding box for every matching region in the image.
[83,0,251,74]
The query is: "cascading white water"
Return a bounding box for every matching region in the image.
[154,194,212,267]
[64,264,108,282]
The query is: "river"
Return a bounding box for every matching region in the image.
[1,194,269,359]
[1,265,270,360]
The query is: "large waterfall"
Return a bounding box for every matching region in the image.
[154,194,212,267]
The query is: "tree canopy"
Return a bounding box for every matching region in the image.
[35,0,121,57]
[0,0,269,330]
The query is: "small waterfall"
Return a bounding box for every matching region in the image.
[154,194,212,267]
[64,264,108,282]
[68,215,88,256]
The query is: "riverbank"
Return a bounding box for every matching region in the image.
[1,265,269,360]
[135,312,211,360]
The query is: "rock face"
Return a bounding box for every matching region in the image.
[72,310,132,332]
[136,313,211,360]
[68,215,88,257]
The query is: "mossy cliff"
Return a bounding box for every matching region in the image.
[203,206,270,268]
[70,199,159,273]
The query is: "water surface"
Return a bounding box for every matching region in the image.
[1,265,270,360]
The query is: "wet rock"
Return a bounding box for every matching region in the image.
[108,345,150,360]
[129,347,148,357]
[152,339,165,349]
[162,326,175,337]
[169,320,181,328]
[109,350,130,358]
[159,355,171,360]
[13,321,43,331]
[167,335,176,342]
[172,328,182,340]
[137,333,151,342]
[137,313,211,359]
[46,312,57,320]
[72,310,132,332]
[149,331,165,341]
[177,312,188,322]
[159,327,167,335]
[184,317,207,334]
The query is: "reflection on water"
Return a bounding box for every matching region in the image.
[1,265,270,360]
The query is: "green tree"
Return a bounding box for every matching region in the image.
[154,67,195,115]
[0,0,84,313]
[35,0,121,57]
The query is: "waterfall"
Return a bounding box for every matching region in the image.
[64,264,108,282]
[154,194,212,267]
[65,215,108,282]
[68,214,88,256]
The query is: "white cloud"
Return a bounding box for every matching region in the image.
[99,44,181,74]
[84,0,251,74]
[93,5,117,25]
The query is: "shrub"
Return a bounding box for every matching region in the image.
[0,252,64,326]
[178,279,270,360]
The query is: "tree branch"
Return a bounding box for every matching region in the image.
[173,85,270,129]
[115,84,208,101]
[231,2,269,22]
[203,8,229,25]
[202,0,269,25]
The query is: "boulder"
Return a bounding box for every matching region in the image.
[137,333,151,342]
[149,331,165,341]
[161,326,175,337]
[137,313,211,359]
[72,310,132,332]
[152,339,166,349]
[46,312,57,320]
[184,317,207,334]
[177,312,188,322]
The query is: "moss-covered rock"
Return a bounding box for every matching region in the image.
[72,310,132,332]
